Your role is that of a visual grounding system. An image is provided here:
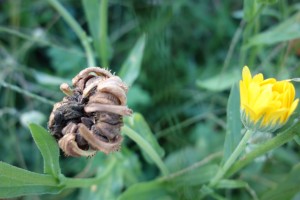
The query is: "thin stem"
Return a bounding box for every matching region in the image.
[221,20,245,74]
[0,81,55,106]
[0,26,85,56]
[100,0,109,67]
[63,156,116,188]
[240,5,264,66]
[157,109,224,138]
[46,0,95,67]
[122,125,169,176]
[209,129,252,187]
[158,151,222,182]
[226,121,300,177]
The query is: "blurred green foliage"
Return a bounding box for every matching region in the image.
[0,0,300,199]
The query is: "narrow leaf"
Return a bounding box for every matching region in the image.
[125,113,165,164]
[29,123,61,178]
[223,84,242,162]
[119,34,146,86]
[0,162,61,198]
[246,12,300,47]
[256,0,278,4]
[122,125,169,176]
[216,179,248,189]
[119,181,170,200]
[196,70,240,92]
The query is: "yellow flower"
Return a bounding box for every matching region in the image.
[240,66,299,132]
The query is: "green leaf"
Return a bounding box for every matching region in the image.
[256,0,278,4]
[118,181,171,200]
[216,179,248,189]
[78,150,142,200]
[122,125,169,176]
[246,12,300,47]
[126,113,165,163]
[0,162,61,198]
[47,47,85,77]
[261,164,300,200]
[127,85,151,108]
[20,110,46,127]
[196,69,240,92]
[119,34,146,86]
[33,70,71,86]
[29,123,61,178]
[223,84,242,162]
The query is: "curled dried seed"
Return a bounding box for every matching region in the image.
[59,133,96,157]
[85,103,132,116]
[97,81,127,105]
[48,67,132,157]
[97,112,123,125]
[89,93,120,105]
[78,124,122,154]
[92,123,121,141]
[82,79,101,98]
[72,67,112,86]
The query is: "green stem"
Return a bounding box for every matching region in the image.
[0,26,85,57]
[100,0,109,67]
[46,0,95,67]
[226,122,300,177]
[0,81,55,106]
[122,125,169,176]
[62,156,116,188]
[222,20,245,73]
[240,4,264,66]
[209,129,252,186]
[158,151,222,182]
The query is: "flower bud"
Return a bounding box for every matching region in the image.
[240,66,298,132]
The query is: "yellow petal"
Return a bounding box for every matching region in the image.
[260,78,276,86]
[253,73,263,83]
[288,98,299,117]
[242,103,258,122]
[242,66,252,86]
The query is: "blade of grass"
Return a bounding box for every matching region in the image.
[100,0,109,67]
[119,34,146,86]
[223,84,242,162]
[46,0,95,67]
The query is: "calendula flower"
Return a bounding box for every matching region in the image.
[240,66,299,132]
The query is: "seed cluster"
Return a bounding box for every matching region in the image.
[48,67,132,157]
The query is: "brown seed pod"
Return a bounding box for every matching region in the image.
[48,67,132,157]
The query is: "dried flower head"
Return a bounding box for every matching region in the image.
[48,67,132,157]
[240,66,299,132]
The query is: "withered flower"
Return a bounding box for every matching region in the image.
[48,67,132,157]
